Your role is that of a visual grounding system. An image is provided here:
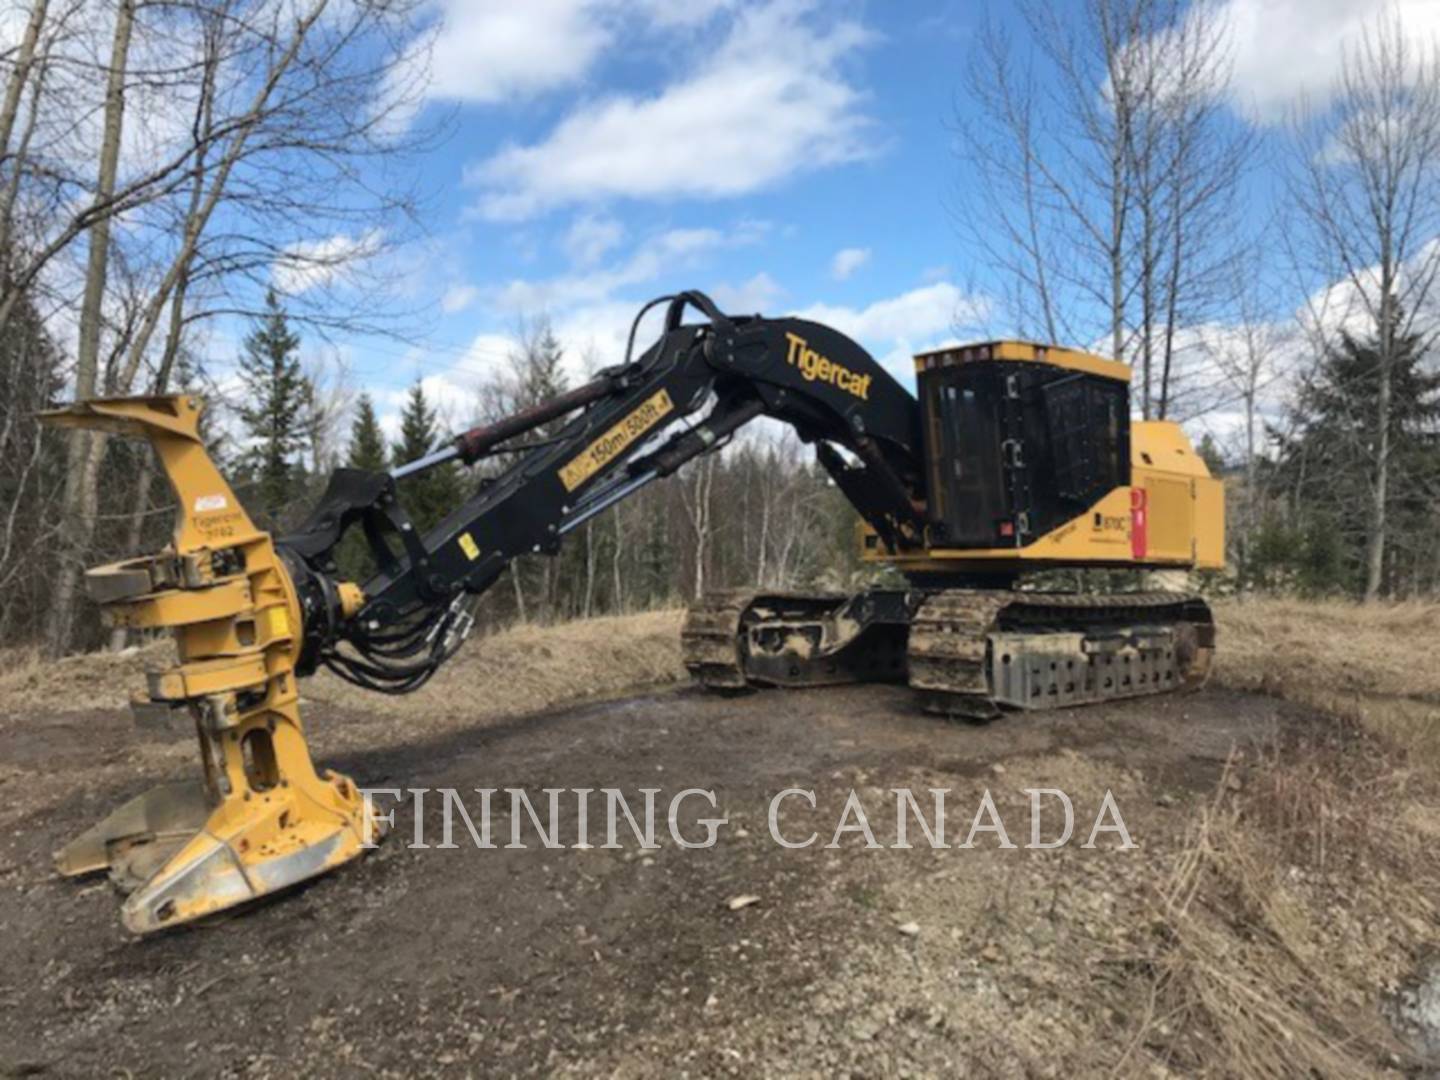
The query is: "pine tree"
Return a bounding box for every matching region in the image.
[392,381,464,534]
[236,291,312,527]
[0,276,66,644]
[1275,318,1440,596]
[331,393,391,583]
[1195,433,1225,475]
[516,326,568,410]
[347,392,388,471]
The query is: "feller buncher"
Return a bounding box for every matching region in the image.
[43,291,1222,933]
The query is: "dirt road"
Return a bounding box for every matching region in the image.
[0,680,1341,1077]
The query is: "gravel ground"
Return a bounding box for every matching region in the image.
[0,679,1352,1077]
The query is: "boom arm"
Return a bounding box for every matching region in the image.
[280,291,926,691]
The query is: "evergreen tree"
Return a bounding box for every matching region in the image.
[392,380,464,534]
[1195,433,1226,475]
[0,276,66,644]
[332,393,390,583]
[1274,318,1440,595]
[516,326,568,409]
[347,392,388,471]
[236,291,312,527]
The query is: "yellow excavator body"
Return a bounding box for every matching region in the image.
[864,421,1225,573]
[861,341,1224,574]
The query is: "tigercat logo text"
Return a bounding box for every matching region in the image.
[785,332,872,400]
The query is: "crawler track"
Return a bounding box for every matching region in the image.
[685,588,1215,719]
[908,590,1214,719]
[681,590,912,689]
[680,590,753,689]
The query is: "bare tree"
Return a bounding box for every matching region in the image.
[677,453,717,600]
[20,0,432,653]
[1197,258,1297,586]
[472,317,572,621]
[1284,10,1440,601]
[46,0,136,653]
[957,0,1252,415]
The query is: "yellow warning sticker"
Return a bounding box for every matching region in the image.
[458,532,481,561]
[558,389,674,492]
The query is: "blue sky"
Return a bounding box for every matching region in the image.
[318,0,990,434]
[298,0,1439,438]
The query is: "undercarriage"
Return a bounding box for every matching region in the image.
[682,587,1215,720]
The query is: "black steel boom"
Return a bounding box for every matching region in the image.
[280,291,925,691]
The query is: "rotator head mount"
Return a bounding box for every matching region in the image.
[38,395,384,934]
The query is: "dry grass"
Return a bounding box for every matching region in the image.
[305,608,687,734]
[0,610,688,728]
[1128,748,1436,1077]
[1128,599,1440,1076]
[1213,596,1440,764]
[0,639,170,714]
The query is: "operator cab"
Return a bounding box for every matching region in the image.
[914,341,1131,548]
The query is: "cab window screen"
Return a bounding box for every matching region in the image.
[937,377,1007,545]
[1038,375,1127,508]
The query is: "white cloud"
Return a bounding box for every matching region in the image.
[1209,0,1440,122]
[383,0,748,133]
[553,301,662,374]
[563,214,625,267]
[632,0,737,29]
[491,224,756,314]
[413,0,613,108]
[792,282,991,387]
[467,0,876,220]
[711,272,786,312]
[271,229,384,294]
[367,332,519,439]
[795,282,989,345]
[460,332,522,372]
[441,283,479,314]
[829,246,870,281]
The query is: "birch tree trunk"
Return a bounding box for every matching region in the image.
[1365,292,1393,601]
[46,0,134,656]
[583,520,596,618]
[611,504,625,614]
[0,1,47,162]
[511,562,527,623]
[0,0,49,266]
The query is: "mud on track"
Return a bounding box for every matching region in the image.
[0,684,1324,1076]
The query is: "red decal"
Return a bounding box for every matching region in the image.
[1131,487,1147,559]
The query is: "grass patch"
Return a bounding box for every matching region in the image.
[305,608,687,731]
[0,610,689,731]
[1125,596,1440,1076]
[1127,742,1438,1076]
[1213,596,1440,765]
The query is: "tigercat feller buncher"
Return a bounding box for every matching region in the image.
[43,290,1221,933]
